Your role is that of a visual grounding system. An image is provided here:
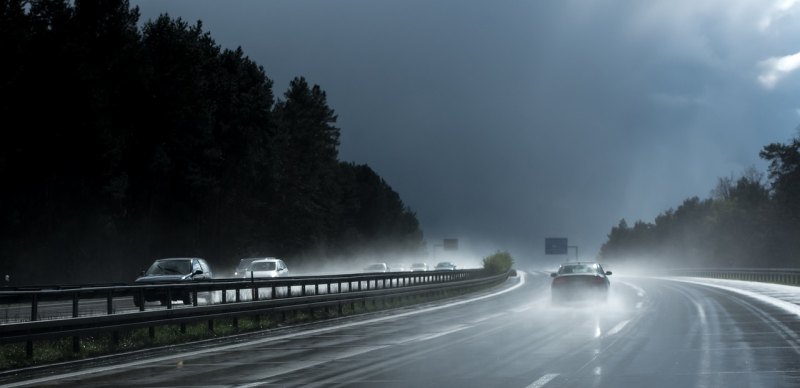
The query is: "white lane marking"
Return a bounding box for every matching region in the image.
[471,312,506,323]
[3,273,527,387]
[616,280,646,297]
[666,277,800,319]
[231,345,389,388]
[511,304,534,313]
[408,325,470,343]
[604,319,631,337]
[526,373,559,388]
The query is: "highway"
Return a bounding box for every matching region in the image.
[2,272,800,387]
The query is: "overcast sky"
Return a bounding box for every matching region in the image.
[134,0,800,265]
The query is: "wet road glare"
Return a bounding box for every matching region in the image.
[2,272,800,387]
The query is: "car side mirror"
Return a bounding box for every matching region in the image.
[193,269,203,276]
[605,271,612,276]
[550,273,557,277]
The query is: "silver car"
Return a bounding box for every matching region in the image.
[240,258,289,278]
[363,263,389,273]
[409,263,429,272]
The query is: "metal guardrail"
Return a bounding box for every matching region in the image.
[664,268,800,286]
[0,269,509,358]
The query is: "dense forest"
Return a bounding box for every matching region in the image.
[0,0,423,284]
[599,135,800,268]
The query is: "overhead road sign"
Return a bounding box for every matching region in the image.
[545,238,568,255]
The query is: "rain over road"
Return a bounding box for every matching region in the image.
[2,272,800,387]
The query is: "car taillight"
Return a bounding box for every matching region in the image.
[553,277,566,284]
[594,276,605,283]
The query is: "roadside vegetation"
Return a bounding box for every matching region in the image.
[482,251,514,274]
[600,135,800,268]
[0,0,423,285]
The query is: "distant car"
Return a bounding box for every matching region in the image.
[363,263,389,273]
[409,262,429,272]
[550,262,612,303]
[389,263,406,272]
[134,258,213,306]
[233,258,260,278]
[243,258,289,278]
[434,261,457,270]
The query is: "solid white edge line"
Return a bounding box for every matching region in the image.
[3,272,527,387]
[662,277,800,318]
[526,373,559,388]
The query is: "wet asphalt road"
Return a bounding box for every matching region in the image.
[2,272,800,387]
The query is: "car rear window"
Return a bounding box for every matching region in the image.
[251,261,277,271]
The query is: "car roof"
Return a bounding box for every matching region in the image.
[156,257,199,261]
[251,258,281,263]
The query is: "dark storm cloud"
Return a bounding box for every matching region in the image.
[133,0,800,264]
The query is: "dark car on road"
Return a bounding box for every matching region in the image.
[134,258,213,306]
[434,261,457,271]
[550,262,611,303]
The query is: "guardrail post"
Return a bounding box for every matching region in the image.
[107,291,114,315]
[315,284,319,295]
[193,290,198,306]
[222,288,227,304]
[72,292,79,318]
[25,294,39,359]
[139,289,145,311]
[31,293,38,322]
[236,288,241,302]
[166,289,172,309]
[72,292,80,353]
[271,286,276,299]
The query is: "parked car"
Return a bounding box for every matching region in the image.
[434,261,457,270]
[242,258,289,278]
[409,262,429,272]
[134,258,213,306]
[550,262,612,304]
[363,263,389,273]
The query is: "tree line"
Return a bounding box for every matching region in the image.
[599,135,800,268]
[0,0,423,284]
